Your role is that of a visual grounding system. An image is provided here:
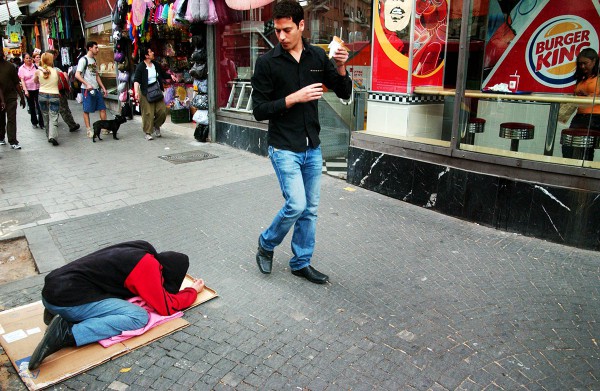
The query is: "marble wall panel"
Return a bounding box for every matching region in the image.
[435,168,468,219]
[215,121,267,156]
[347,146,600,251]
[496,179,534,233]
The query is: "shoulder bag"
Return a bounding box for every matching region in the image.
[146,82,164,103]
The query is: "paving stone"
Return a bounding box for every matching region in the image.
[1,105,598,390]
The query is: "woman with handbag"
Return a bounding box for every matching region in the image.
[49,49,81,133]
[133,46,174,140]
[34,52,61,146]
[18,53,45,130]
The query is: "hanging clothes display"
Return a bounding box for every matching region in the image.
[34,22,41,49]
[112,0,222,125]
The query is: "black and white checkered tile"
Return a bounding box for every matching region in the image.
[368,92,444,104]
[322,158,348,179]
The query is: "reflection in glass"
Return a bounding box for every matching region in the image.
[217,0,373,162]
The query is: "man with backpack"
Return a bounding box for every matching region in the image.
[75,42,107,138]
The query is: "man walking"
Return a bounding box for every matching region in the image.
[75,41,107,138]
[0,42,26,149]
[251,0,351,284]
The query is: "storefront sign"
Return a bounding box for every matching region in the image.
[371,0,449,94]
[483,0,600,93]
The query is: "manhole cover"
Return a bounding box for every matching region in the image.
[158,150,218,164]
[0,237,37,285]
[0,205,49,232]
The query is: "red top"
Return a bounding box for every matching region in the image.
[125,253,197,316]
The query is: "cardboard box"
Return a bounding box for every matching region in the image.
[0,275,217,390]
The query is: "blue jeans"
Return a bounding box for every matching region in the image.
[260,145,322,271]
[38,93,60,140]
[42,297,148,346]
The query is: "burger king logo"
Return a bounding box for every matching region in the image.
[527,16,598,89]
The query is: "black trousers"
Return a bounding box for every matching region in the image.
[26,89,44,128]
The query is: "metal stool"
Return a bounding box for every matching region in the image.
[499,122,535,152]
[560,128,600,161]
[462,118,486,145]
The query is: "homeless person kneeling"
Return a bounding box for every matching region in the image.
[28,240,205,370]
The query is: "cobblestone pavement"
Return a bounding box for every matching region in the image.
[0,100,599,390]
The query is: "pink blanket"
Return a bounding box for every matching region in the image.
[98,297,183,347]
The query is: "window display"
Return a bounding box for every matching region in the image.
[216,1,372,160]
[360,0,600,169]
[457,0,600,169]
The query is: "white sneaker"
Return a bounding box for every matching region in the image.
[86,128,93,138]
[145,134,154,141]
[0,139,6,145]
[10,143,21,150]
[102,129,111,135]
[152,127,161,138]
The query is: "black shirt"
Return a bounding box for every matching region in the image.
[251,40,352,152]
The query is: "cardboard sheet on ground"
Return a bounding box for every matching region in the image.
[0,275,217,390]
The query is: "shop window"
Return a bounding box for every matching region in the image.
[454,0,600,169]
[217,1,372,159]
[364,0,599,170]
[87,22,116,97]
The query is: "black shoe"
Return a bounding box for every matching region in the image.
[256,239,273,274]
[69,124,81,132]
[49,138,59,146]
[28,315,76,370]
[291,266,329,284]
[43,309,56,325]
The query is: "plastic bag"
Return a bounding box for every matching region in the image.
[164,86,176,105]
[194,123,209,142]
[76,92,83,103]
[190,63,207,80]
[192,93,209,110]
[117,71,129,82]
[191,48,207,63]
[194,79,208,93]
[193,109,209,125]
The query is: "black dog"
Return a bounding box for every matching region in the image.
[92,115,127,142]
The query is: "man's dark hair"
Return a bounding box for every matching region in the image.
[86,41,97,50]
[273,0,304,26]
[575,48,599,83]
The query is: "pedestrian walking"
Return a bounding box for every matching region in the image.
[0,42,27,149]
[18,53,45,130]
[75,41,108,138]
[35,52,61,146]
[49,49,80,132]
[250,0,352,284]
[133,46,173,141]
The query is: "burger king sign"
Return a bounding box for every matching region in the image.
[527,16,598,89]
[483,1,600,94]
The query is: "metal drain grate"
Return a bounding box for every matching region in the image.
[158,150,218,164]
